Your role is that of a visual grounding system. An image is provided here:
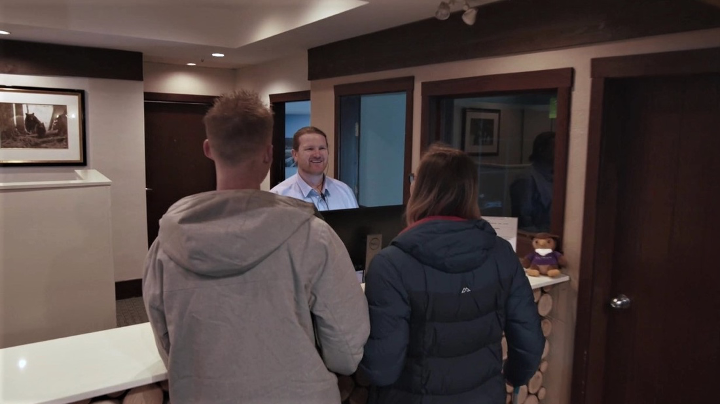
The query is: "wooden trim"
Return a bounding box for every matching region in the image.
[422,69,574,97]
[420,93,432,155]
[335,77,414,97]
[571,78,607,404]
[271,102,287,187]
[571,46,720,404]
[333,77,415,202]
[421,69,573,151]
[308,0,720,80]
[269,90,310,103]
[115,279,142,300]
[550,86,571,239]
[144,92,217,104]
[420,68,573,250]
[269,91,311,188]
[333,95,342,179]
[403,88,414,204]
[592,47,720,79]
[0,39,143,81]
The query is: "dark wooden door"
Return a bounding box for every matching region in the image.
[144,100,215,247]
[599,74,720,403]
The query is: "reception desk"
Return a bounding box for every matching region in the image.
[0,274,569,404]
[0,169,116,350]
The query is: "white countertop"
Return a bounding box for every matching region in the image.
[527,273,569,289]
[361,274,569,292]
[0,324,166,404]
[0,274,568,404]
[0,169,111,191]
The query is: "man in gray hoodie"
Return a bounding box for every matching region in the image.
[143,90,370,404]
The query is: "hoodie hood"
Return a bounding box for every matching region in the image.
[392,218,498,274]
[158,190,317,277]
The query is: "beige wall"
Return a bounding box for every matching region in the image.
[143,62,236,96]
[0,184,116,348]
[0,74,147,283]
[308,28,720,403]
[235,52,310,100]
[235,52,311,190]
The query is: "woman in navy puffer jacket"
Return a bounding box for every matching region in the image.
[359,144,544,404]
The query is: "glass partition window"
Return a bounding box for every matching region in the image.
[436,91,557,233]
[338,92,406,207]
[283,100,310,180]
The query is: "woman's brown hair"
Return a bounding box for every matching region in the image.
[405,143,481,226]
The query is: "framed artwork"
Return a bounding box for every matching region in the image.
[0,85,86,166]
[461,108,501,156]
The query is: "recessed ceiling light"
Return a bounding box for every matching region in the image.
[0,30,10,35]
[187,63,196,66]
[211,53,225,58]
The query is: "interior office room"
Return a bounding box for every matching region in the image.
[1,0,719,403]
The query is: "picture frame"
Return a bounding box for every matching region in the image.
[461,108,501,156]
[0,85,86,166]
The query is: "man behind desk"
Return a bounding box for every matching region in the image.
[271,126,359,210]
[142,91,369,404]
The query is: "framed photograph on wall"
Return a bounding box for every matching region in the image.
[0,85,86,166]
[461,108,501,156]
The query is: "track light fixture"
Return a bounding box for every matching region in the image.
[435,0,498,26]
[436,1,452,20]
[462,2,478,25]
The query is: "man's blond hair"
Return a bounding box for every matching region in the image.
[203,90,273,165]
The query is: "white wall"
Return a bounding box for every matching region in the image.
[235,52,311,190]
[143,62,236,96]
[309,28,720,403]
[0,74,147,283]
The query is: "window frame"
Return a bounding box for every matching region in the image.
[269,90,311,188]
[334,76,414,204]
[421,68,573,254]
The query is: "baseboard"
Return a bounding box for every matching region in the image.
[115,279,142,300]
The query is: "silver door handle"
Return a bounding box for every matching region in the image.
[610,294,631,310]
[145,188,153,191]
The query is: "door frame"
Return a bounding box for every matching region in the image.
[570,47,720,404]
[143,91,216,245]
[334,77,414,204]
[269,90,311,188]
[420,68,573,247]
[135,92,216,298]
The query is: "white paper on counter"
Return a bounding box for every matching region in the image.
[483,216,518,252]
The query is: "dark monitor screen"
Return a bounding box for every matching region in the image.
[320,205,406,268]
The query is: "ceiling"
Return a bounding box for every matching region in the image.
[0,0,499,69]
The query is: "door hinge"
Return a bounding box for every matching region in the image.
[355,122,359,137]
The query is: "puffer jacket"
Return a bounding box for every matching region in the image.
[143,190,370,404]
[359,216,544,404]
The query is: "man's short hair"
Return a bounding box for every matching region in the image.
[292,126,328,151]
[203,90,273,165]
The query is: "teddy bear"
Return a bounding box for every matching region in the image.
[521,233,567,277]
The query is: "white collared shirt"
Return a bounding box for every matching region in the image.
[270,174,359,211]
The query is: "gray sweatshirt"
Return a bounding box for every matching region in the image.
[143,190,370,404]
